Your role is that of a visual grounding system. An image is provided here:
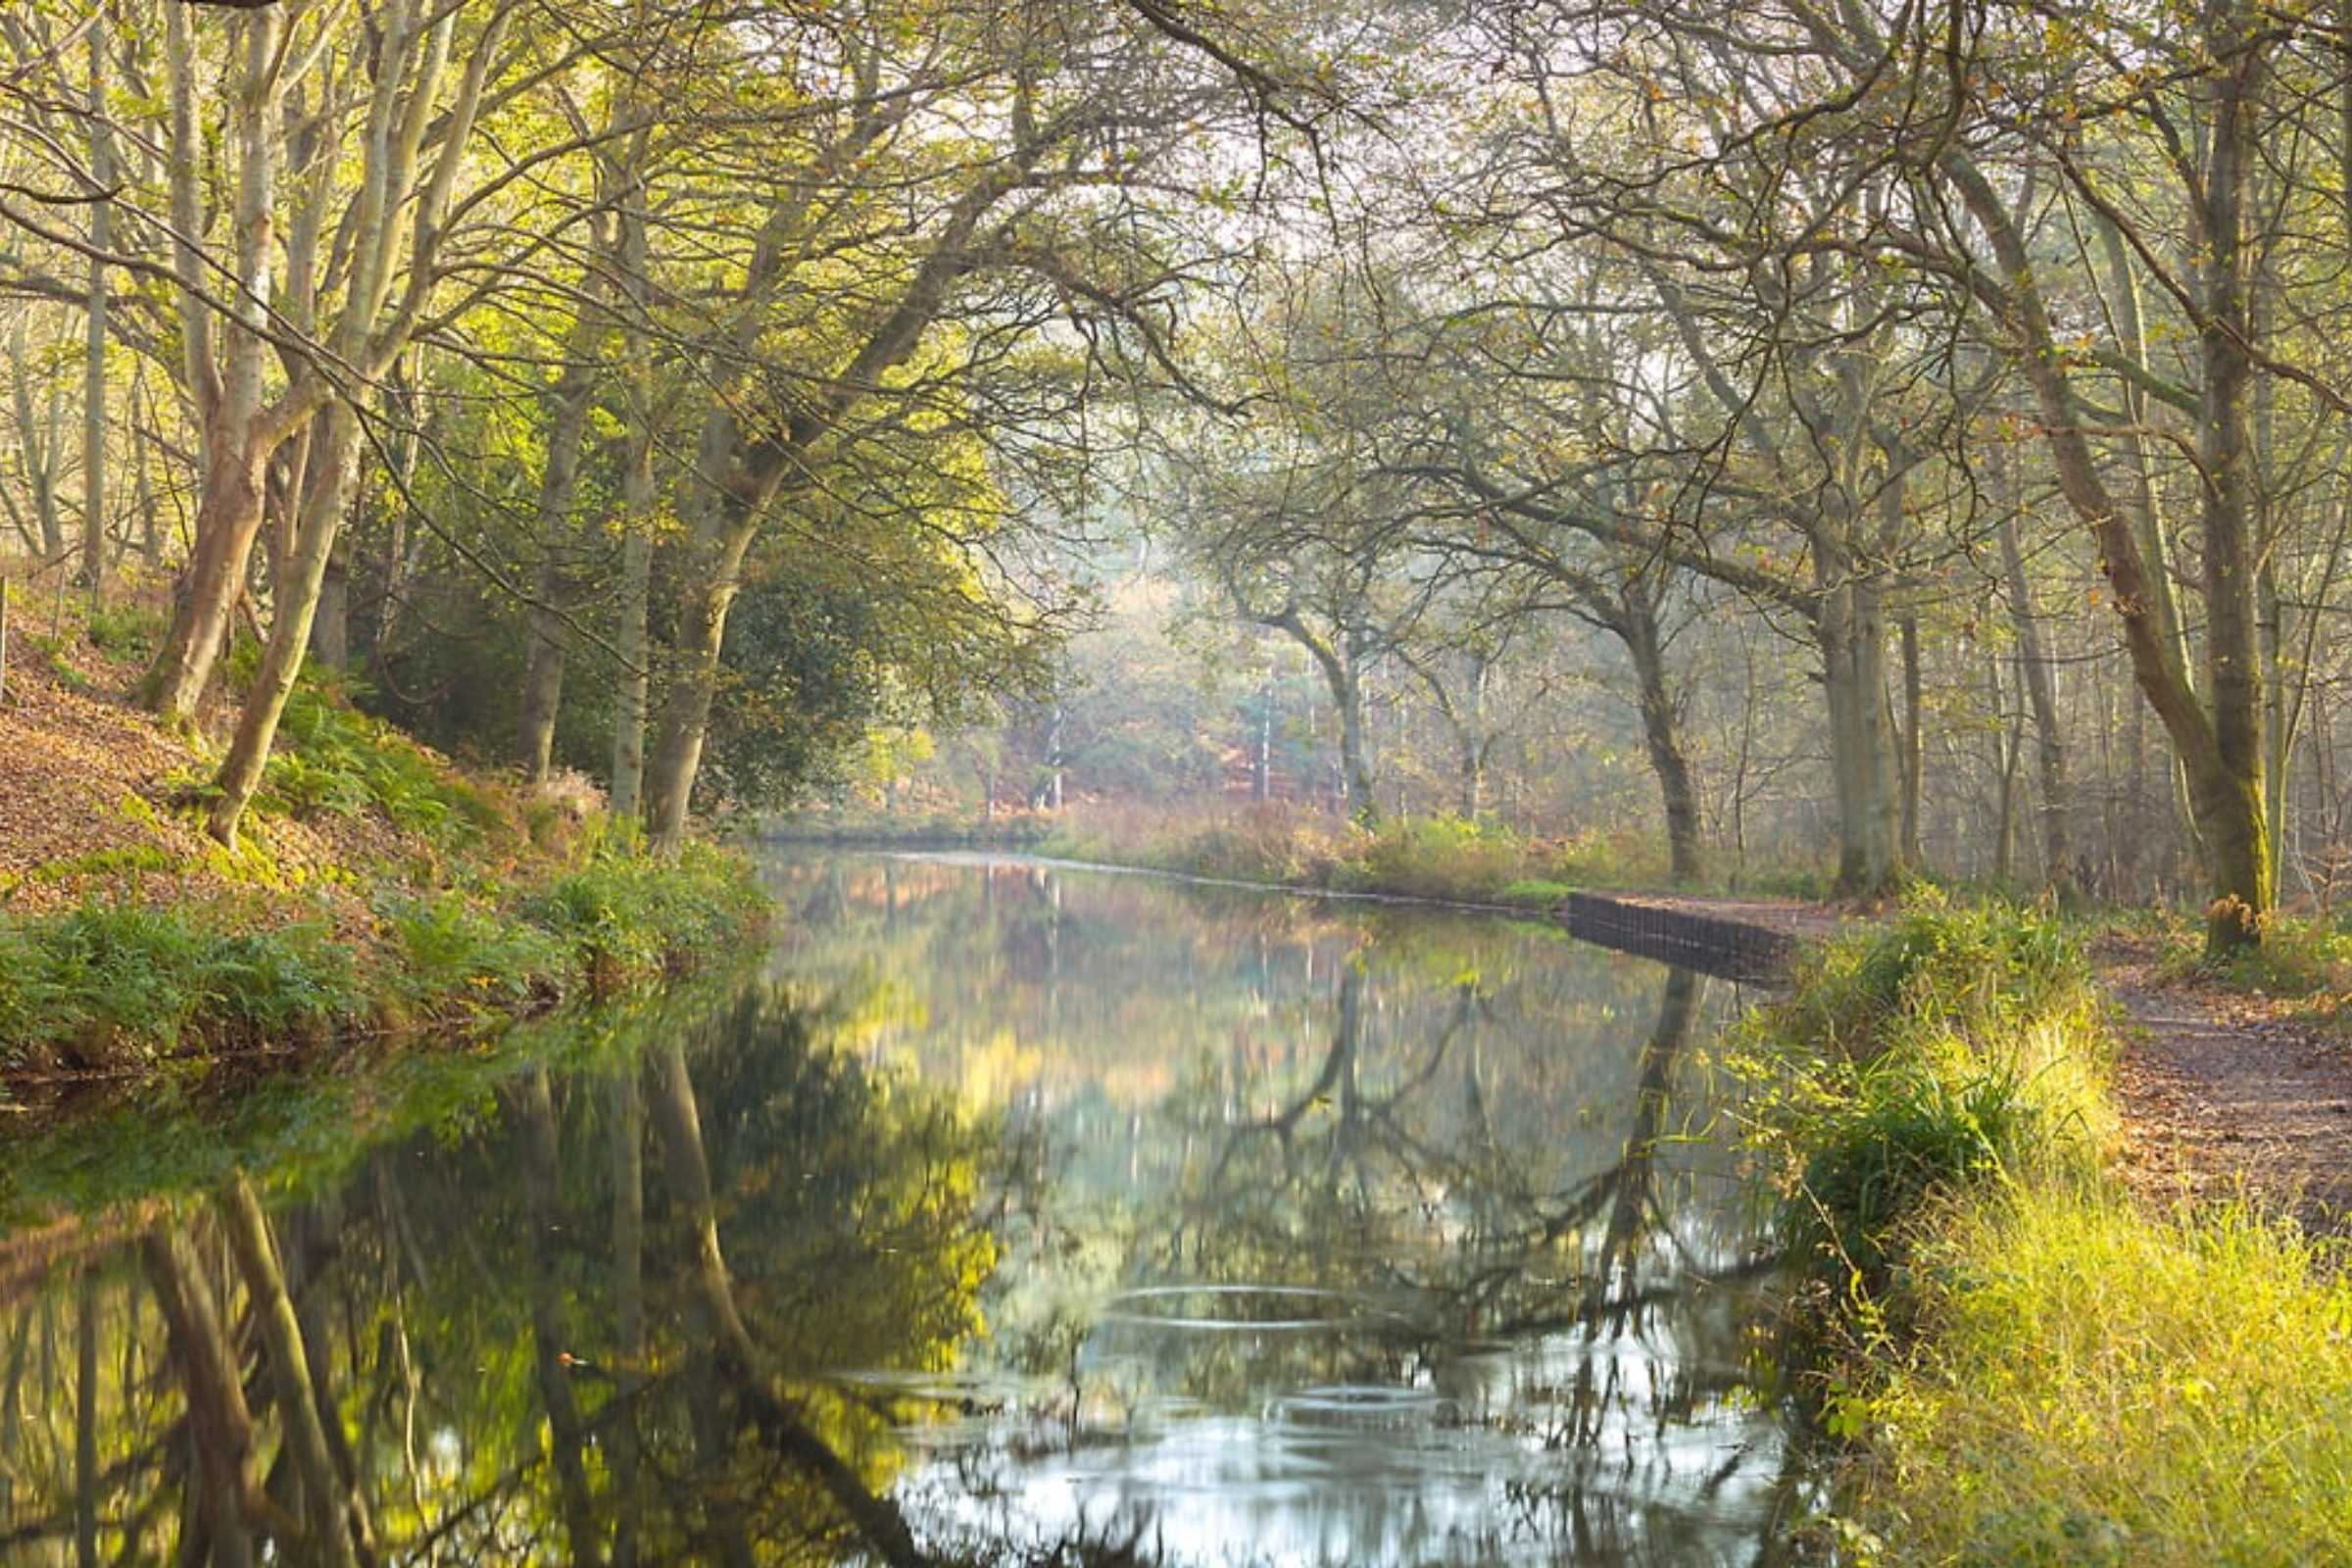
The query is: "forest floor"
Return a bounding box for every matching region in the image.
[0,565,760,1095]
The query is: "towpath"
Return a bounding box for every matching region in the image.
[1564,893,2352,1231]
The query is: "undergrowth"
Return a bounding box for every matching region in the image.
[1844,1193,2352,1567]
[1752,892,2352,1564]
[2151,904,2352,1023]
[259,674,509,846]
[1035,805,1675,906]
[0,902,356,1067]
[1738,894,2110,1307]
[1021,803,1836,905]
[1,843,765,1075]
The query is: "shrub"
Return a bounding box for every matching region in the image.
[378,890,565,1010]
[1340,814,1529,902]
[83,603,163,661]
[2157,906,2352,1009]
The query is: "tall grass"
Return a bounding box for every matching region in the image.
[1847,1193,2352,1566]
[1755,894,2352,1562]
[1741,896,2111,1296]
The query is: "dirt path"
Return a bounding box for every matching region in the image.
[2100,959,2352,1232]
[1565,893,2352,1231]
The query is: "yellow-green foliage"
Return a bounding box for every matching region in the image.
[1760,896,2352,1564]
[1038,806,1567,905]
[1338,814,1530,902]
[1844,1192,2352,1567]
[1740,895,2112,1294]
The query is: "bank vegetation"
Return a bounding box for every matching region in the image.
[1743,899,2352,1565]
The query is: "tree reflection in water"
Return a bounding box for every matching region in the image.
[0,853,1799,1567]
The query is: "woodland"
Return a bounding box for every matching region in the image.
[3,0,2351,956]
[15,3,2352,1561]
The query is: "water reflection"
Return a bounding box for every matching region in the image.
[0,853,1794,1566]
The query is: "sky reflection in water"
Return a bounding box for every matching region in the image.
[0,851,1797,1567]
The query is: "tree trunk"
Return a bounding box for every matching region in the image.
[1339,677,1375,824]
[79,7,114,603]
[608,172,657,825]
[1253,678,1273,803]
[145,6,293,725]
[610,523,653,825]
[515,255,613,781]
[1624,597,1702,885]
[1458,651,1488,818]
[644,559,746,852]
[10,312,66,559]
[2192,11,2274,950]
[1998,508,2072,896]
[310,531,350,669]
[1898,615,1923,867]
[145,430,272,723]
[206,408,361,846]
[1946,108,2268,954]
[1818,572,1900,897]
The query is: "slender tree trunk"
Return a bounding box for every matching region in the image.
[1458,651,1489,818]
[1045,702,1065,809]
[310,531,350,669]
[610,523,653,824]
[608,131,658,826]
[79,8,114,603]
[206,408,361,846]
[11,313,65,559]
[1998,508,2072,895]
[133,392,158,567]
[1339,673,1375,824]
[1898,615,1923,867]
[516,251,614,780]
[1624,598,1702,885]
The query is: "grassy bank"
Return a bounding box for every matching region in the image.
[0,585,765,1086]
[0,841,761,1079]
[1745,897,2352,1564]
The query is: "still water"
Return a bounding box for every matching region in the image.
[0,852,1798,1566]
